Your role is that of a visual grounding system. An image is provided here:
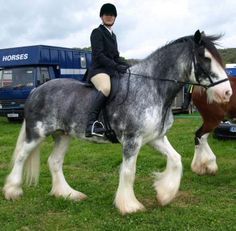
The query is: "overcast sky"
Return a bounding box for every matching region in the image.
[0,0,236,59]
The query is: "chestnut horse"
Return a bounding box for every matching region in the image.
[191,76,236,175]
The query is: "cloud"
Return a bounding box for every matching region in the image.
[0,0,236,58]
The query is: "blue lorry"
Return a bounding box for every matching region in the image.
[225,63,236,77]
[0,45,91,120]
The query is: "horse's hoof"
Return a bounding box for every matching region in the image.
[68,191,88,201]
[50,188,87,201]
[191,165,205,175]
[3,184,23,200]
[115,196,146,215]
[206,163,218,175]
[157,194,174,206]
[191,163,218,176]
[118,203,146,215]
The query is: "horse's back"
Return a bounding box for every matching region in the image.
[24,78,95,139]
[26,78,92,109]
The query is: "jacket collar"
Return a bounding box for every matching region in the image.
[99,24,116,40]
[103,24,113,35]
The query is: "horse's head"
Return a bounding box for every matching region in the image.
[190,30,232,104]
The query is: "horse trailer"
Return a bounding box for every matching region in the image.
[0,45,91,120]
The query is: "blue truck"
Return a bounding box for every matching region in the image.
[225,63,236,77]
[0,45,91,120]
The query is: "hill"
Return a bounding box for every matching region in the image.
[219,48,236,64]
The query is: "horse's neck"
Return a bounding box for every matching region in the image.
[111,45,191,113]
[130,51,189,106]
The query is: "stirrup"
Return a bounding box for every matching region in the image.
[91,120,105,137]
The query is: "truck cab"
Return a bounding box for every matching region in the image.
[225,63,236,77]
[0,45,91,120]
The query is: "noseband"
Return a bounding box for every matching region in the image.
[192,48,229,89]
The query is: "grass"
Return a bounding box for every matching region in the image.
[0,115,236,231]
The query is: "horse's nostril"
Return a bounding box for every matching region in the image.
[225,90,232,97]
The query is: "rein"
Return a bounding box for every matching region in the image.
[124,39,229,89]
[117,39,229,105]
[126,63,229,90]
[126,70,204,87]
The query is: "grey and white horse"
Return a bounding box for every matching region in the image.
[3,31,232,214]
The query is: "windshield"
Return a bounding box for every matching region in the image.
[0,67,34,88]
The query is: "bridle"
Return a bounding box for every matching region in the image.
[192,47,229,89]
[125,43,229,90]
[117,41,229,105]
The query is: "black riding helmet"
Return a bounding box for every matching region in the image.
[100,3,117,17]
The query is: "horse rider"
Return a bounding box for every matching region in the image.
[85,3,129,137]
[181,84,193,110]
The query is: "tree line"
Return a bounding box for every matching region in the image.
[219,48,236,65]
[80,47,236,66]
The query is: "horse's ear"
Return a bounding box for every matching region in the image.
[194,30,202,44]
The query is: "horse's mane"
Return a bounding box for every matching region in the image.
[201,34,224,66]
[144,33,223,66]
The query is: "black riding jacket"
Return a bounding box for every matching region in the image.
[87,24,127,79]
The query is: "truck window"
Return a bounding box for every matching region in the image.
[80,54,86,68]
[0,67,34,88]
[38,67,50,84]
[0,70,3,87]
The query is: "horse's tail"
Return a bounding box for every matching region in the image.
[24,144,41,186]
[12,120,27,164]
[12,120,41,186]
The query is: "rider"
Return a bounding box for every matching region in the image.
[181,84,193,110]
[85,3,129,137]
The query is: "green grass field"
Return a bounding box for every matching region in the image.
[0,115,235,231]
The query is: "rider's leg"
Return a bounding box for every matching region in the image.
[91,73,111,97]
[85,73,111,137]
[182,85,193,110]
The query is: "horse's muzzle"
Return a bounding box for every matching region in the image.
[222,89,232,102]
[214,88,232,103]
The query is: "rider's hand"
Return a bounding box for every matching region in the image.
[116,64,128,74]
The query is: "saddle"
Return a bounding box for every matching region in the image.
[80,73,120,143]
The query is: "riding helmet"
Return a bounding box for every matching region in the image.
[100,3,117,17]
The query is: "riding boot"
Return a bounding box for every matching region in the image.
[85,91,107,137]
[182,92,192,110]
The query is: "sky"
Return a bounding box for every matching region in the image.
[0,0,236,59]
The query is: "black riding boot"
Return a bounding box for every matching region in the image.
[182,92,192,110]
[85,91,107,137]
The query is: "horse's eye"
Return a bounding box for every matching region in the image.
[201,57,211,70]
[204,57,211,62]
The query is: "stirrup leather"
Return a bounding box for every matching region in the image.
[91,120,105,137]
